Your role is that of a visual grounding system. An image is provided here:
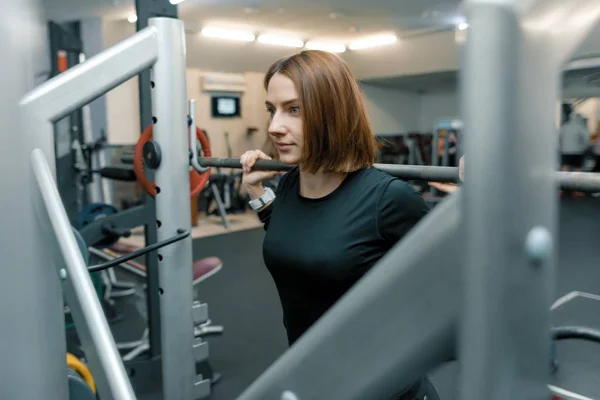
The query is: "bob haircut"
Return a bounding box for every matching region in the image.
[264,50,378,174]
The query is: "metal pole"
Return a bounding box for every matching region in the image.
[442,132,450,166]
[149,17,207,399]
[460,4,532,399]
[431,125,440,167]
[458,0,600,398]
[0,0,66,398]
[190,157,600,192]
[135,0,177,361]
[31,149,136,400]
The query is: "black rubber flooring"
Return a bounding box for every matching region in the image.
[89,196,600,399]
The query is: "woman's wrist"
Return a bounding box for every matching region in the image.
[245,184,265,200]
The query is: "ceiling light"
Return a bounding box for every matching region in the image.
[257,34,304,48]
[458,22,469,31]
[305,41,346,53]
[201,27,256,42]
[169,0,187,4]
[349,34,397,50]
[127,14,138,23]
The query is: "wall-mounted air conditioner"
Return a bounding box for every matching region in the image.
[201,72,247,93]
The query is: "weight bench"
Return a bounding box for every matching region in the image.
[108,242,224,338]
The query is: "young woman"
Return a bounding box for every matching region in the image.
[240,50,435,399]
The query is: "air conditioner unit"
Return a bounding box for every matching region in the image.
[201,72,247,93]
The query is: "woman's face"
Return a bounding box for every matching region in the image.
[265,73,304,165]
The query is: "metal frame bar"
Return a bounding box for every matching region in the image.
[79,204,147,246]
[135,0,178,363]
[148,17,207,399]
[460,2,600,399]
[194,157,600,192]
[31,149,136,400]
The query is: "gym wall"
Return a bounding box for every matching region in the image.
[186,69,270,158]
[418,91,459,132]
[101,19,269,156]
[574,98,600,134]
[418,89,599,135]
[360,83,420,135]
[103,20,141,145]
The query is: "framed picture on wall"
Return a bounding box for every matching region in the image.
[211,96,241,118]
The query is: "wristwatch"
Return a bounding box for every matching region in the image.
[248,187,276,210]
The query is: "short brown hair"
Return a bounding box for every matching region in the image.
[264,50,378,174]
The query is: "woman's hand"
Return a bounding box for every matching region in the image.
[241,150,279,197]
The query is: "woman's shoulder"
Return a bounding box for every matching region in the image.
[354,166,399,187]
[355,167,421,199]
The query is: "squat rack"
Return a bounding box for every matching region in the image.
[5,1,600,400]
[9,14,203,400]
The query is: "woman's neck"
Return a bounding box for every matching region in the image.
[298,168,348,199]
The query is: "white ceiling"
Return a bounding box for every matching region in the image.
[178,0,464,39]
[43,0,600,87]
[44,0,465,35]
[43,0,466,78]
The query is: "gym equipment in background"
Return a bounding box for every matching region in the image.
[77,203,124,248]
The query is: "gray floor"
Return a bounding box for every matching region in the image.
[94,196,600,400]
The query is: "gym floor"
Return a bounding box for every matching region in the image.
[103,196,600,400]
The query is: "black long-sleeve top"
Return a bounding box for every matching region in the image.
[258,166,429,345]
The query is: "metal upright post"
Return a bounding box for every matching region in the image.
[431,124,440,167]
[149,17,206,399]
[1,0,67,399]
[135,0,178,362]
[460,1,600,399]
[32,149,137,400]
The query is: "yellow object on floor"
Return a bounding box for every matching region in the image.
[67,353,96,394]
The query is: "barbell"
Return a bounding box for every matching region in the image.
[194,157,600,193]
[120,151,600,193]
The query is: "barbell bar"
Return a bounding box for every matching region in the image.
[196,157,600,192]
[198,157,460,183]
[120,151,600,192]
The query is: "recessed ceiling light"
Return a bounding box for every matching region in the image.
[258,34,304,48]
[305,41,346,53]
[127,14,138,23]
[458,22,469,31]
[201,27,256,42]
[349,34,397,50]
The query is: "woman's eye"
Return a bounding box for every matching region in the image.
[266,108,275,116]
[290,106,300,115]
